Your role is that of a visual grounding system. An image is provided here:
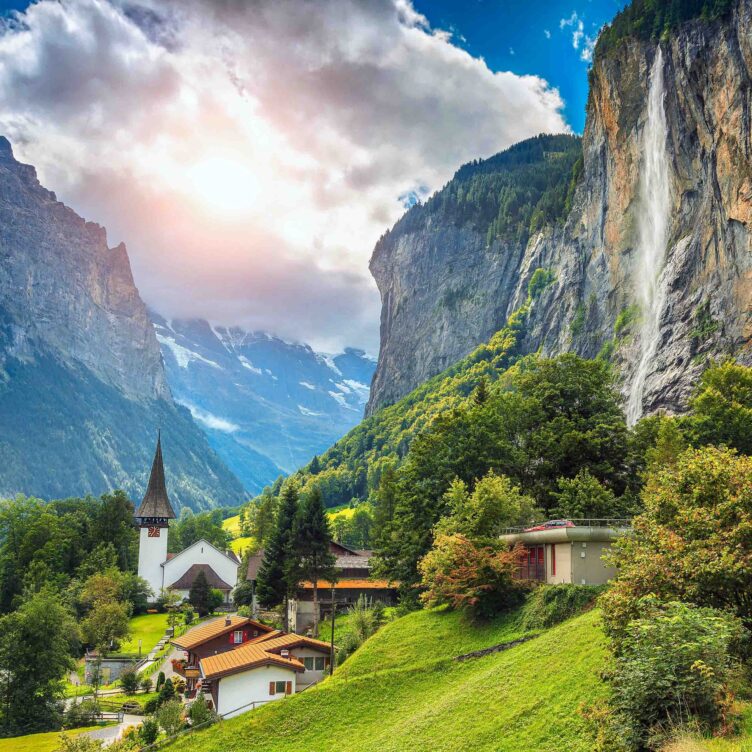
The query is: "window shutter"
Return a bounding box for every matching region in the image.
[229,633,234,644]
[285,681,292,695]
[269,681,275,696]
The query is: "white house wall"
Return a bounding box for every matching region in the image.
[163,540,239,592]
[291,647,329,688]
[216,665,297,719]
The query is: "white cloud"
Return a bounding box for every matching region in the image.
[560,10,584,50]
[544,29,551,39]
[177,400,239,433]
[0,0,569,352]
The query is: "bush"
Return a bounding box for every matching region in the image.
[139,717,159,745]
[173,677,186,695]
[158,677,175,706]
[182,607,195,626]
[419,534,526,619]
[336,596,386,665]
[155,671,165,692]
[188,695,219,727]
[606,598,743,749]
[119,665,139,695]
[155,699,185,736]
[64,700,100,729]
[519,585,603,630]
[140,677,152,693]
[143,698,159,714]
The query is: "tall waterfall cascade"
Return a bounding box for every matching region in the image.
[626,48,671,426]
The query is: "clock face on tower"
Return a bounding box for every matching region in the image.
[147,527,161,538]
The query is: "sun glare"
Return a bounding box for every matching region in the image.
[185,156,260,217]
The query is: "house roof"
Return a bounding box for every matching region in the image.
[299,579,395,590]
[246,546,373,581]
[499,525,630,545]
[199,631,331,680]
[135,434,176,520]
[162,538,239,571]
[167,563,233,592]
[172,615,273,651]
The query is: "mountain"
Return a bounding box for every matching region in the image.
[151,314,375,493]
[0,138,246,510]
[367,0,752,420]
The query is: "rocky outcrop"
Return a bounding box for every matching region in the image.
[0,139,246,509]
[367,1,752,418]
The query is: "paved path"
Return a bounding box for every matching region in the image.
[82,714,143,746]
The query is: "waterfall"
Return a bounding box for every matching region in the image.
[626,48,671,427]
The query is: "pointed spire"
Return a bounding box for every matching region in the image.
[135,431,176,519]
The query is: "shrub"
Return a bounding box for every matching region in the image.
[119,665,139,695]
[54,736,105,752]
[173,677,186,695]
[158,677,175,706]
[139,677,152,693]
[188,695,219,727]
[519,584,603,630]
[139,717,159,745]
[182,607,195,626]
[607,598,743,749]
[143,698,158,714]
[155,699,185,736]
[155,671,165,692]
[419,534,526,619]
[64,700,100,729]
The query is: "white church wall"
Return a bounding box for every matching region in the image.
[163,539,239,592]
[138,526,168,599]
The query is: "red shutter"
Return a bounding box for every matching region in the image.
[229,632,234,644]
[269,681,275,696]
[285,681,292,695]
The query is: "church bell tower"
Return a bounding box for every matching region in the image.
[135,433,176,600]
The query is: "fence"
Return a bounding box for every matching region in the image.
[500,518,631,535]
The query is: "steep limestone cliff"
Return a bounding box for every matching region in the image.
[367,1,752,419]
[0,138,246,509]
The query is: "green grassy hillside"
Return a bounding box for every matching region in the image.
[169,607,607,752]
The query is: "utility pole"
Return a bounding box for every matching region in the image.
[329,586,336,676]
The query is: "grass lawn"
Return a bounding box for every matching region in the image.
[337,604,535,679]
[230,536,255,555]
[164,607,606,752]
[118,612,170,656]
[0,725,109,752]
[222,515,241,536]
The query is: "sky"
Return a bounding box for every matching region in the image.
[0,0,626,354]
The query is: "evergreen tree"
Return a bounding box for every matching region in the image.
[255,482,301,629]
[188,570,213,616]
[294,487,337,637]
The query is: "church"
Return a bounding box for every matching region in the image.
[134,435,241,603]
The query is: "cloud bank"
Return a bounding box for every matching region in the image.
[0,0,569,352]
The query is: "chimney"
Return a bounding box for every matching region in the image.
[225,616,231,627]
[280,649,290,659]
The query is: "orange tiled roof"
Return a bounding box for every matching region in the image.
[299,579,395,590]
[201,644,304,679]
[172,616,272,651]
[199,631,332,680]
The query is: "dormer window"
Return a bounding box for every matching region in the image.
[233,630,243,644]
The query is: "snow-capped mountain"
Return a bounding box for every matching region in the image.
[151,313,376,493]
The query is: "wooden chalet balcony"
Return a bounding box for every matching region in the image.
[171,658,200,679]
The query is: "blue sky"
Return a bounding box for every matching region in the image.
[415,0,628,132]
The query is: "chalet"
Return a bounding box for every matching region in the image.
[171,615,275,695]
[246,541,397,633]
[499,519,631,586]
[199,632,332,718]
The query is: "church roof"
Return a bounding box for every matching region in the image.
[167,563,233,591]
[135,434,176,519]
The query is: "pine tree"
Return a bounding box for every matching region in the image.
[473,376,490,405]
[255,482,301,630]
[188,570,212,616]
[294,487,337,637]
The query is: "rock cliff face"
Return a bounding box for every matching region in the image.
[0,138,246,509]
[367,1,752,419]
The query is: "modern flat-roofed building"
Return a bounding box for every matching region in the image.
[499,519,631,586]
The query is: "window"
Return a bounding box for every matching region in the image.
[302,657,314,670]
[233,630,243,644]
[314,656,326,671]
[275,680,287,694]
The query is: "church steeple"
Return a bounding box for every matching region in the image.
[135,432,176,520]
